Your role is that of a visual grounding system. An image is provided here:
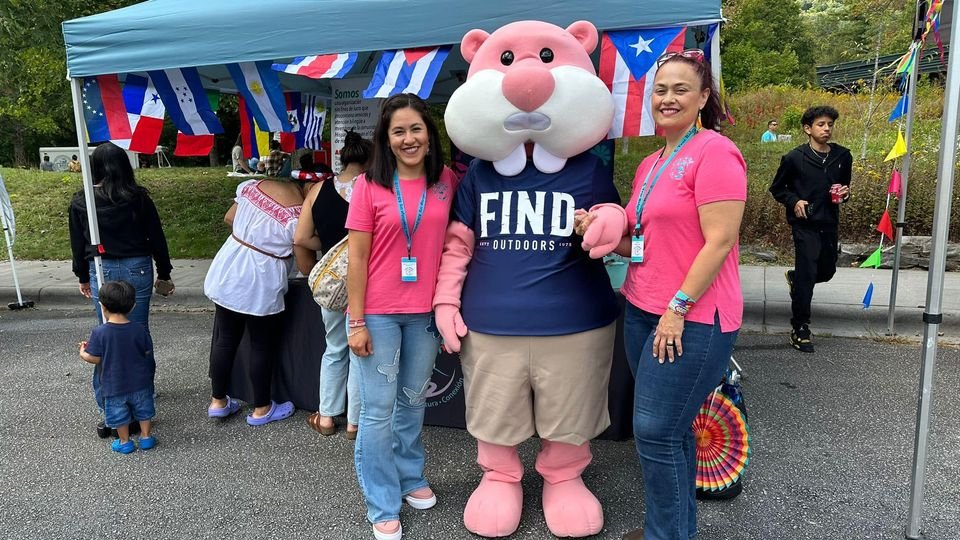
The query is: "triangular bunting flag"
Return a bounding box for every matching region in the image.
[860,247,883,268]
[888,169,902,197]
[884,130,907,162]
[876,210,895,240]
[889,92,909,122]
[862,282,875,309]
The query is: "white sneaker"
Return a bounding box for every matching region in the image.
[403,491,437,510]
[372,522,402,540]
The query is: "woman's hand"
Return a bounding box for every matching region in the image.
[349,327,373,357]
[653,310,685,363]
[79,282,92,299]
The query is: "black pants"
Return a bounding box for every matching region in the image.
[790,223,839,329]
[209,304,282,407]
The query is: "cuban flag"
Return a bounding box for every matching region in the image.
[148,67,223,135]
[272,53,357,79]
[115,74,165,154]
[227,61,292,133]
[363,46,451,100]
[280,92,303,153]
[81,74,133,143]
[599,27,686,138]
[300,94,326,151]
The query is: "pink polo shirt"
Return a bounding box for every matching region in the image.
[620,130,747,332]
[346,167,457,314]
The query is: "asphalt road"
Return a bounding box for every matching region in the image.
[0,308,958,540]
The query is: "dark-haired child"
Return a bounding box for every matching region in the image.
[79,280,157,453]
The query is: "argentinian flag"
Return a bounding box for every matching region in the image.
[227,61,293,133]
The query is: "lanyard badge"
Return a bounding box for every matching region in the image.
[394,173,427,282]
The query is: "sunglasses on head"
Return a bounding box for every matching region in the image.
[656,49,705,67]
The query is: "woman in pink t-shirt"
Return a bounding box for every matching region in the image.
[581,51,746,540]
[344,93,457,540]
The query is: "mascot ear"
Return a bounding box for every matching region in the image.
[460,29,490,64]
[566,20,599,54]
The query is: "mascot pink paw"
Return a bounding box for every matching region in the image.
[435,304,468,353]
[536,441,604,537]
[464,441,524,538]
[580,203,627,259]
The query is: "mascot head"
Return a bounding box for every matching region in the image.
[444,20,614,176]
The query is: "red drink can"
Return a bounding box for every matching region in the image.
[830,184,843,204]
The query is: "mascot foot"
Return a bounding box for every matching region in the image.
[463,441,524,537]
[536,440,603,538]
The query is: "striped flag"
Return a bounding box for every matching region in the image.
[116,74,165,154]
[148,67,223,135]
[272,53,357,79]
[599,27,685,138]
[300,94,326,151]
[81,74,133,143]
[238,95,270,159]
[704,23,735,125]
[362,46,451,99]
[227,61,292,133]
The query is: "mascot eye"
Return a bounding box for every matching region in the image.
[539,48,554,63]
[500,51,514,66]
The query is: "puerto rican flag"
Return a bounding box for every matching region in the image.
[363,46,451,100]
[272,53,357,79]
[599,27,685,138]
[81,74,132,143]
[148,66,223,135]
[115,74,165,154]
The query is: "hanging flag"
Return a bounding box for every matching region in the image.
[862,282,875,309]
[300,94,327,151]
[362,46,451,99]
[174,132,215,156]
[0,174,15,246]
[876,210,895,240]
[149,67,223,135]
[888,169,903,197]
[860,247,883,268]
[116,74,165,154]
[238,95,270,160]
[227,61,292,133]
[888,92,909,122]
[279,92,303,153]
[704,24,735,125]
[81,74,133,143]
[884,130,907,162]
[599,27,686,138]
[272,53,358,79]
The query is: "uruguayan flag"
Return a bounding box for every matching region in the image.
[148,67,223,135]
[363,46,451,100]
[227,61,293,132]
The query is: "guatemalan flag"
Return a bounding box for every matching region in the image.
[599,27,686,138]
[81,74,132,143]
[363,46,451,100]
[148,67,223,135]
[227,61,293,133]
[115,74,165,154]
[272,53,357,79]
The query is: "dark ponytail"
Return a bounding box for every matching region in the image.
[658,55,726,131]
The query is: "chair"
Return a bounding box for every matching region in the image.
[155,145,172,168]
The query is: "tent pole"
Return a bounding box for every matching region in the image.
[68,77,105,288]
[886,43,920,335]
[904,0,960,536]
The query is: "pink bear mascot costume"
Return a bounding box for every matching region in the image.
[434,21,627,538]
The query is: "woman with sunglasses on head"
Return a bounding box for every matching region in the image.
[579,49,746,540]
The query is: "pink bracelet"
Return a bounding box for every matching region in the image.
[348,319,366,328]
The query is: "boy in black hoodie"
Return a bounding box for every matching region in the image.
[769,105,852,352]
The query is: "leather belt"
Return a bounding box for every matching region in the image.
[231,233,291,260]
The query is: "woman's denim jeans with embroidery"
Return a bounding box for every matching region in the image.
[350,312,439,524]
[624,303,738,540]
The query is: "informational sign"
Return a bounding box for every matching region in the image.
[38,146,138,172]
[331,78,380,174]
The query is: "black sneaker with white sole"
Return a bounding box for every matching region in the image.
[790,324,814,353]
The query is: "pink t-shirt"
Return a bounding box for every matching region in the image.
[620,130,747,332]
[346,166,458,314]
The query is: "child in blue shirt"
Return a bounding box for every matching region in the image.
[79,280,157,454]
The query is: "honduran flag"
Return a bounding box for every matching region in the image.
[280,92,303,153]
[363,46,451,100]
[238,95,270,160]
[81,74,133,143]
[227,61,292,133]
[272,53,357,79]
[149,67,223,135]
[115,74,165,154]
[599,27,685,138]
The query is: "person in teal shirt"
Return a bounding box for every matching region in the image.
[761,119,779,143]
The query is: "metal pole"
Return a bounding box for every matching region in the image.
[1,216,23,305]
[904,0,960,535]
[887,46,920,335]
[68,77,104,288]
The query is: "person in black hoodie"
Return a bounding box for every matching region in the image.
[68,142,174,436]
[769,105,852,353]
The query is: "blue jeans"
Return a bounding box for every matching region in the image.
[89,256,154,411]
[104,388,155,428]
[350,313,439,524]
[624,303,738,540]
[319,307,360,425]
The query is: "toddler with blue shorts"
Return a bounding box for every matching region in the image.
[79,280,157,454]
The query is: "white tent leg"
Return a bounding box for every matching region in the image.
[68,76,104,288]
[1,214,28,307]
[904,0,960,537]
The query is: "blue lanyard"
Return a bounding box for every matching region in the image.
[393,172,427,258]
[634,127,698,236]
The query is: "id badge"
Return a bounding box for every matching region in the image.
[401,257,418,282]
[631,235,645,263]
